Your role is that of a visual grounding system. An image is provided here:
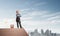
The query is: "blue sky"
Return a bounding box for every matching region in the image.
[0,0,60,33]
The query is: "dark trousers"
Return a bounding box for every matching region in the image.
[16,17,22,28]
[16,21,22,28]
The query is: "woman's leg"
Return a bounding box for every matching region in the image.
[19,21,22,28]
[17,22,19,28]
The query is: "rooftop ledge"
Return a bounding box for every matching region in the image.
[0,28,29,36]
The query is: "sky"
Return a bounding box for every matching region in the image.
[0,0,60,33]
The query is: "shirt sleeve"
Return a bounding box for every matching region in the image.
[19,14,21,17]
[16,14,21,17]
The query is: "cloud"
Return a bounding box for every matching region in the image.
[0,18,16,28]
[21,9,60,24]
[34,2,47,7]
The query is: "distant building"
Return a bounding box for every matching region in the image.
[30,29,40,36]
[45,29,50,36]
[41,29,44,34]
[41,29,45,36]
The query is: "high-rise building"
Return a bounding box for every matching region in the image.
[41,29,44,34]
[30,29,40,36]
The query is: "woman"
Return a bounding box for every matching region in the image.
[16,10,22,28]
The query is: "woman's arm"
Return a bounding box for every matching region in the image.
[16,14,21,17]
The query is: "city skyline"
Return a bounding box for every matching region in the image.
[30,29,60,36]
